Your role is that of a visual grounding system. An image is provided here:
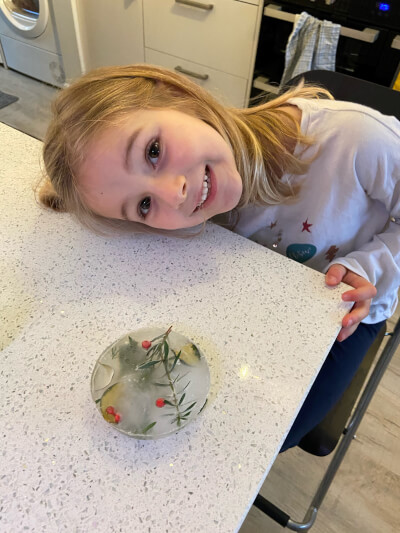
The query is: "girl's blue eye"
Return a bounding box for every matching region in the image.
[147,139,161,166]
[138,196,151,218]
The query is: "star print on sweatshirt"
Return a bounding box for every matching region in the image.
[233,97,400,324]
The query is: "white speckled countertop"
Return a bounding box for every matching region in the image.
[0,123,351,532]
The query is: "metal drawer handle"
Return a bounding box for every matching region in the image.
[340,26,379,43]
[392,35,400,50]
[175,0,214,11]
[175,66,209,81]
[264,4,380,43]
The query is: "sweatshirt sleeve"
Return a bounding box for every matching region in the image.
[326,111,400,323]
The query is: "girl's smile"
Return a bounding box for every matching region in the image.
[79,108,243,230]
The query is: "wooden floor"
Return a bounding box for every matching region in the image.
[1,65,399,533]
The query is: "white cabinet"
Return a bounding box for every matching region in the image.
[146,48,248,107]
[144,0,258,78]
[144,0,261,106]
[75,0,262,107]
[77,0,144,71]
[234,0,260,5]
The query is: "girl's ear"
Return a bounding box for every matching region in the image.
[36,180,66,212]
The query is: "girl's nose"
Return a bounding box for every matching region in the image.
[158,174,187,209]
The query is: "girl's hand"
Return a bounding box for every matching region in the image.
[325,264,377,342]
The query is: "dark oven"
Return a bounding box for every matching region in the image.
[253,0,400,94]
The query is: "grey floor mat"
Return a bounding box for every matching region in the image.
[0,90,19,110]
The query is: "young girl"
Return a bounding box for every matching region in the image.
[38,64,400,451]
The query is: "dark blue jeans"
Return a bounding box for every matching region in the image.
[280,320,386,452]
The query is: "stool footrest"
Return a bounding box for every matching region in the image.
[254,494,290,527]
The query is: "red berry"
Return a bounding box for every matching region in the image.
[156,398,165,408]
[142,340,152,349]
[114,413,121,423]
[106,406,115,415]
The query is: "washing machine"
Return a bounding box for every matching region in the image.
[0,0,65,87]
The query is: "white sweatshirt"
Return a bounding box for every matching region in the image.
[234,98,400,324]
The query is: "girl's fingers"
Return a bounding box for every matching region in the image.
[337,323,358,342]
[342,284,377,302]
[325,264,347,285]
[326,265,377,342]
[342,300,371,328]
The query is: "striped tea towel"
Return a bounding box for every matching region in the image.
[280,11,341,90]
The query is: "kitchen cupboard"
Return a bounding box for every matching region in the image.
[77,0,263,107]
[143,0,261,107]
[145,48,249,107]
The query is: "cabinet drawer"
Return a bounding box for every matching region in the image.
[145,48,248,107]
[143,0,258,79]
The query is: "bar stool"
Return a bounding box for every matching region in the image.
[253,70,400,531]
[283,69,400,119]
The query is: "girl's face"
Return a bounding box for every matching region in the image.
[78,108,243,230]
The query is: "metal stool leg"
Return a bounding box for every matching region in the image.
[254,318,400,531]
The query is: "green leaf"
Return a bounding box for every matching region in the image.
[95,398,101,404]
[142,421,157,434]
[182,402,196,414]
[164,399,174,406]
[181,381,190,393]
[146,345,158,358]
[175,372,189,384]
[170,350,181,373]
[154,382,171,387]
[199,399,208,413]
[138,360,162,369]
[163,340,169,359]
[150,345,162,360]
[178,392,186,406]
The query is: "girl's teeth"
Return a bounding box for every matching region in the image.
[196,169,211,209]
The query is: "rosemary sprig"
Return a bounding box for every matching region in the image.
[137,326,197,430]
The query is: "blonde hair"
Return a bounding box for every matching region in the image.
[38,64,332,234]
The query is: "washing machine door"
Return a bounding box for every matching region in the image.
[0,0,48,38]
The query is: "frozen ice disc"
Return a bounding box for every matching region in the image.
[91,326,210,439]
